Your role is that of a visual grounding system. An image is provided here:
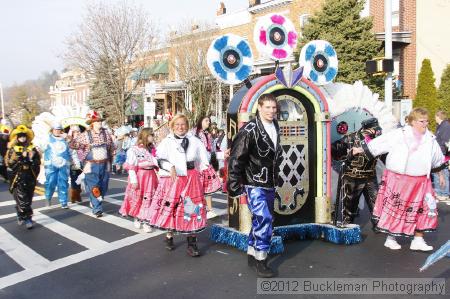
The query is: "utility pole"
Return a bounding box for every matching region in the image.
[384,0,393,111]
[0,82,5,119]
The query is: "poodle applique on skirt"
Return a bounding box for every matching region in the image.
[148,169,207,233]
[372,169,438,237]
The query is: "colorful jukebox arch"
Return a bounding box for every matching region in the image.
[227,73,333,231]
[209,17,368,251]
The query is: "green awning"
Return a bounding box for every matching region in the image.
[130,60,168,80]
[125,97,144,116]
[153,60,168,74]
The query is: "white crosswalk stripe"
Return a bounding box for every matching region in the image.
[32,211,109,250]
[0,188,228,290]
[0,232,161,290]
[0,227,51,270]
[68,204,144,233]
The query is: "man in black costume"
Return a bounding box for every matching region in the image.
[228,94,282,278]
[5,125,41,229]
[331,117,382,227]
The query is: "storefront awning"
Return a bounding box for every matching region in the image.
[130,60,169,81]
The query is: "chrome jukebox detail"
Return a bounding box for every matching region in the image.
[275,94,309,215]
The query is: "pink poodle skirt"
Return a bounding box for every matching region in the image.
[148,169,207,234]
[119,169,158,218]
[372,169,438,237]
[201,165,221,194]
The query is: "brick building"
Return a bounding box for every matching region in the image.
[136,0,325,127]
[370,0,450,99]
[49,69,90,108]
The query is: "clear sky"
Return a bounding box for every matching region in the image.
[0,0,247,87]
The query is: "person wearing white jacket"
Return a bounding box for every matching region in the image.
[354,108,448,251]
[147,114,210,257]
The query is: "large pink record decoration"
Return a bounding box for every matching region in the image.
[299,40,338,85]
[253,13,298,60]
[207,34,253,85]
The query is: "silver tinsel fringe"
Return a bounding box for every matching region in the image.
[210,223,361,254]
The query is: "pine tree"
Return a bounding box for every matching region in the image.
[88,57,124,126]
[437,64,450,116]
[297,0,383,95]
[414,59,439,131]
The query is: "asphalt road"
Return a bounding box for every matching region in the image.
[0,174,448,299]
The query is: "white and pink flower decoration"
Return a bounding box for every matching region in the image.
[253,14,298,60]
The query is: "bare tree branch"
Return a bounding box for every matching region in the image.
[62,0,158,125]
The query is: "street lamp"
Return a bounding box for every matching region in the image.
[384,0,393,110]
[0,82,5,119]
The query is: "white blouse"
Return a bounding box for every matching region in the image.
[156,133,209,177]
[367,126,444,176]
[125,145,158,184]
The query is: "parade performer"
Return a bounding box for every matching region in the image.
[0,124,12,182]
[214,129,229,193]
[149,114,209,257]
[191,116,222,218]
[433,111,450,201]
[331,118,382,227]
[68,125,83,203]
[228,94,281,278]
[119,128,158,233]
[354,108,448,251]
[5,125,40,229]
[69,110,115,217]
[43,122,71,208]
[113,130,132,174]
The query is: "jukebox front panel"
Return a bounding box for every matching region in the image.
[275,95,309,215]
[271,90,317,225]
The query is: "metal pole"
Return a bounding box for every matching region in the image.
[0,82,5,119]
[384,0,393,110]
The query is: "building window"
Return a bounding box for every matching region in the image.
[392,0,400,27]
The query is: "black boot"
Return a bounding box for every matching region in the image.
[165,236,175,251]
[247,255,255,267]
[186,236,200,257]
[255,259,275,278]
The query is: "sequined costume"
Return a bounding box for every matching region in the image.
[228,114,281,262]
[70,111,114,216]
[44,132,71,207]
[5,125,40,226]
[332,122,381,227]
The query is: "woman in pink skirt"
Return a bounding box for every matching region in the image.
[119,128,158,233]
[191,116,222,218]
[354,108,448,251]
[149,114,209,257]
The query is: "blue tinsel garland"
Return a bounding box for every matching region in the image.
[210,223,361,254]
[210,225,284,254]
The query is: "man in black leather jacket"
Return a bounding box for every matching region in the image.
[331,118,382,227]
[228,94,281,278]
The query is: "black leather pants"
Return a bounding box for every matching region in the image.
[341,176,378,226]
[12,175,36,221]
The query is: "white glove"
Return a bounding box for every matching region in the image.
[75,172,85,185]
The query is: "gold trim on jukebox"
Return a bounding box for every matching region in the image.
[315,196,332,224]
[314,112,331,122]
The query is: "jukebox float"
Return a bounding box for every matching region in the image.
[209,14,397,253]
